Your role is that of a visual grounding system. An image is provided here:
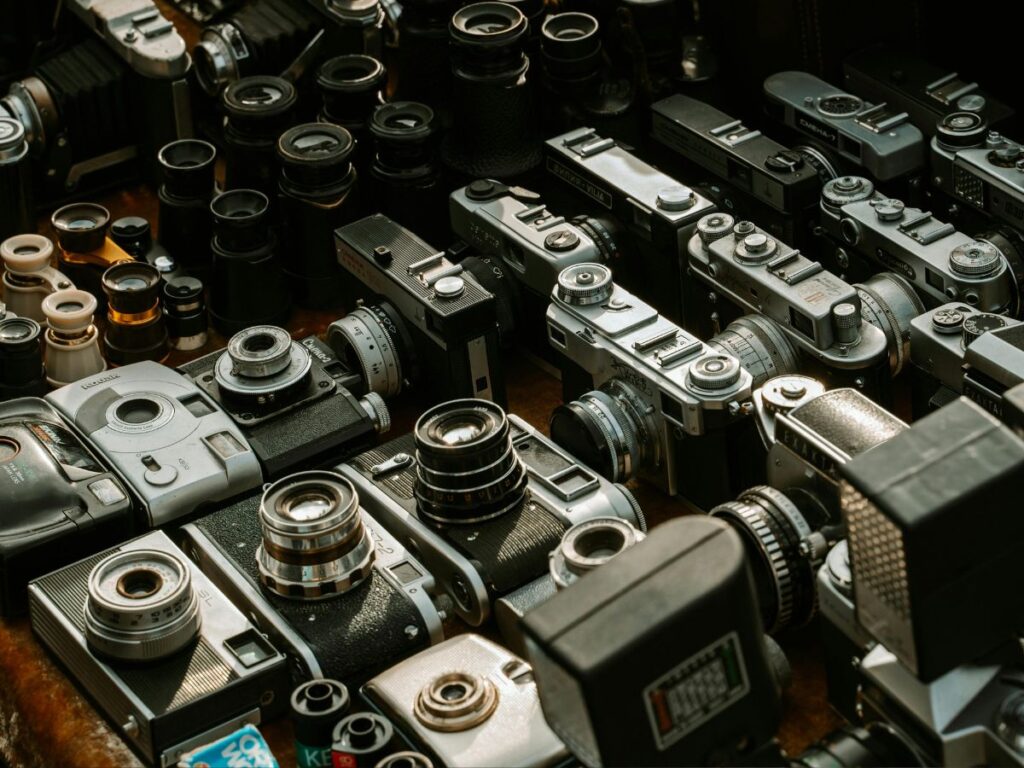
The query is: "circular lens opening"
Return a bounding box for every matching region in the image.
[56,300,84,313]
[116,276,149,291]
[211,190,268,221]
[67,217,98,231]
[292,131,341,153]
[160,139,216,170]
[116,568,164,599]
[281,490,335,522]
[242,332,276,354]
[385,113,425,130]
[116,398,161,425]
[468,12,512,32]
[0,320,35,341]
[436,416,486,445]
[440,682,468,702]
[13,244,39,255]
[0,437,20,463]
[575,526,627,559]
[237,84,281,106]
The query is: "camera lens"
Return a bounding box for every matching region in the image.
[550,378,656,484]
[549,517,644,590]
[213,325,313,408]
[795,723,921,767]
[211,188,272,253]
[317,55,388,127]
[370,102,436,161]
[84,548,201,661]
[257,471,376,599]
[328,304,409,397]
[101,262,169,365]
[855,272,925,375]
[159,139,217,199]
[709,315,801,389]
[414,671,499,732]
[413,399,528,524]
[163,276,208,351]
[222,75,298,194]
[450,3,528,73]
[541,13,602,85]
[278,123,356,193]
[0,317,43,396]
[50,202,110,253]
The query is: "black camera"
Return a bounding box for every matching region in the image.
[330,214,507,407]
[179,325,390,479]
[180,469,445,685]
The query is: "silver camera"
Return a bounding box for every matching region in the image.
[763,70,925,181]
[931,112,1024,234]
[45,361,264,527]
[819,175,1020,314]
[28,529,289,767]
[546,262,759,505]
[362,634,569,768]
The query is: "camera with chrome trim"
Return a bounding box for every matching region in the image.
[330,214,507,407]
[45,361,264,529]
[547,262,770,509]
[651,93,825,251]
[337,399,645,627]
[763,71,926,188]
[448,178,620,358]
[818,175,1023,314]
[362,634,568,768]
[180,469,445,685]
[544,127,717,323]
[836,395,1024,765]
[27,529,290,767]
[179,325,390,479]
[0,0,192,203]
[686,213,924,405]
[909,302,1024,417]
[711,375,907,637]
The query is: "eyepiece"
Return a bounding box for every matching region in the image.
[51,203,110,253]
[101,262,168,365]
[159,139,217,199]
[317,55,388,126]
[541,12,602,84]
[211,189,271,251]
[163,276,207,351]
[1,233,53,274]
[371,102,435,143]
[451,3,527,45]
[42,289,97,334]
[102,261,162,315]
[223,75,298,122]
[109,217,153,258]
[278,123,355,191]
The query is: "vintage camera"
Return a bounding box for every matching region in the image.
[818,175,1022,314]
[763,71,925,184]
[180,470,444,684]
[544,126,717,322]
[651,94,824,250]
[843,45,1016,140]
[28,529,290,766]
[330,214,506,407]
[837,396,1024,764]
[1,233,74,323]
[338,399,644,626]
[909,302,1024,416]
[179,325,390,479]
[712,376,907,635]
[686,212,924,398]
[45,361,264,528]
[931,112,1024,235]
[495,516,645,656]
[362,634,569,768]
[0,398,133,615]
[546,262,764,509]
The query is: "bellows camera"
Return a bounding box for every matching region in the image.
[28,530,289,767]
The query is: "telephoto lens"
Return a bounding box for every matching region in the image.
[101,262,170,366]
[368,102,446,244]
[0,316,45,399]
[163,277,208,351]
[50,202,134,309]
[394,0,461,105]
[413,399,528,524]
[332,713,395,768]
[0,117,32,242]
[0,234,74,323]
[277,123,359,309]
[316,55,388,177]
[442,2,542,181]
[291,679,351,768]
[209,189,290,334]
[109,216,182,283]
[157,139,219,276]
[40,289,106,387]
[222,76,299,196]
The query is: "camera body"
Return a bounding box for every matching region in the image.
[338,412,643,626]
[27,529,290,767]
[651,94,822,249]
[179,329,387,479]
[362,634,568,768]
[0,397,133,615]
[544,127,717,323]
[45,361,264,528]
[180,485,444,685]
[332,214,506,406]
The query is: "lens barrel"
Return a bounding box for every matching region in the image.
[413,399,528,524]
[0,316,44,398]
[709,315,801,389]
[51,202,110,254]
[549,517,645,589]
[223,76,298,196]
[163,276,208,351]
[158,139,218,276]
[540,13,603,88]
[317,55,387,176]
[101,262,169,366]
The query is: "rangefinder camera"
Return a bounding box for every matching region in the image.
[331,214,506,407]
[819,175,1020,315]
[179,325,390,479]
[361,634,569,768]
[544,126,716,322]
[0,398,133,616]
[843,46,1016,139]
[27,529,290,767]
[180,470,445,685]
[45,361,264,528]
[651,93,823,248]
[763,70,925,182]
[909,302,1023,416]
[546,262,760,508]
[931,112,1024,234]
[338,399,645,626]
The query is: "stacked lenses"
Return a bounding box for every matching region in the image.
[540,13,603,93]
[317,55,387,177]
[101,262,169,366]
[413,399,528,524]
[157,139,218,276]
[222,76,298,196]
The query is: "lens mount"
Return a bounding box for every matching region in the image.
[85,548,201,661]
[51,203,110,253]
[855,272,925,375]
[257,471,376,599]
[194,23,242,95]
[215,325,311,397]
[327,305,407,397]
[414,672,499,732]
[550,517,644,590]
